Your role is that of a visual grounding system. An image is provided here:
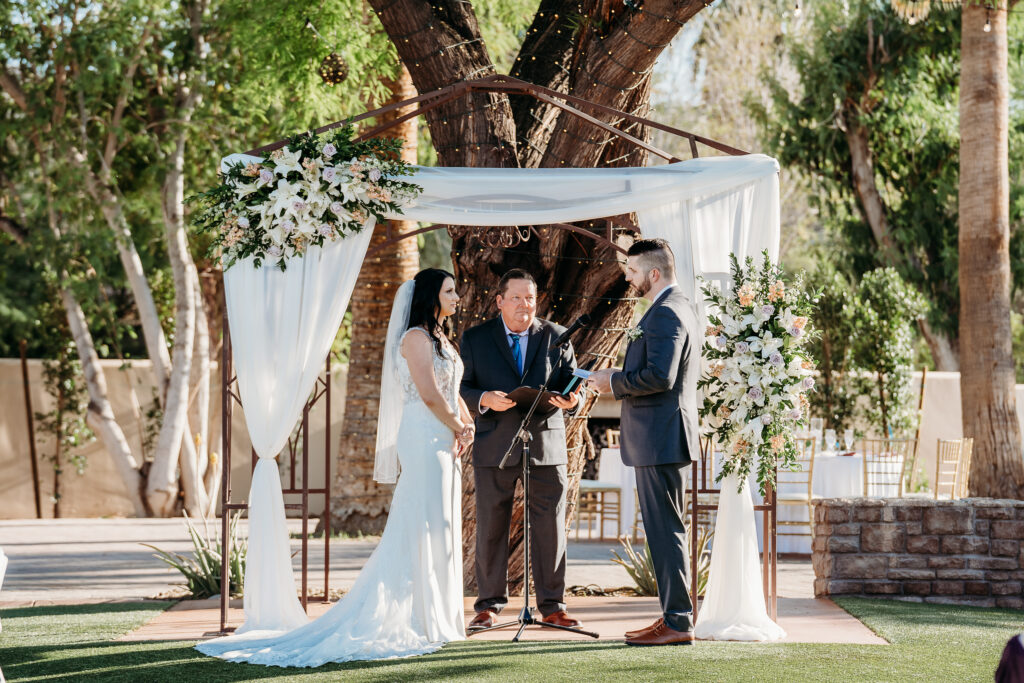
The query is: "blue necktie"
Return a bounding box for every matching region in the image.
[509,333,523,376]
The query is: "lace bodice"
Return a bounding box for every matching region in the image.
[397,328,463,409]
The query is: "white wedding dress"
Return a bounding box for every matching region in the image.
[197,328,465,667]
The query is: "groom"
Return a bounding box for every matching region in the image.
[459,268,583,631]
[588,238,700,646]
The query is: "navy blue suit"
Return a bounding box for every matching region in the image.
[611,286,699,631]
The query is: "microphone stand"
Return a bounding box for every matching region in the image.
[467,333,599,642]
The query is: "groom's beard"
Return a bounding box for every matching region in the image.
[629,276,653,298]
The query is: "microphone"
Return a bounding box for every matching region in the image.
[551,314,592,348]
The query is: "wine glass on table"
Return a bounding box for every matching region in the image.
[809,417,824,450]
[824,429,837,454]
[844,428,855,453]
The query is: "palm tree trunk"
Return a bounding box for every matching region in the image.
[959,3,1024,498]
[329,65,421,533]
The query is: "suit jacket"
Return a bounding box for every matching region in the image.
[460,317,578,467]
[610,286,700,468]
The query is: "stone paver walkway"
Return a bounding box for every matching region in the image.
[121,594,885,644]
[0,518,885,645]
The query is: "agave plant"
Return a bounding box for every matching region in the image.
[142,511,246,599]
[610,536,658,596]
[611,524,714,598]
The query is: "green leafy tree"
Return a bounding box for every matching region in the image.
[1,0,406,516]
[804,265,860,432]
[852,268,927,437]
[751,1,963,368]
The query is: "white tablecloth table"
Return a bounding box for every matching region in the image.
[593,448,895,553]
[595,448,637,539]
[769,453,864,553]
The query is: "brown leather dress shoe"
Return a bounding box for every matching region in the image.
[541,610,582,628]
[468,610,497,631]
[625,622,695,646]
[625,617,664,639]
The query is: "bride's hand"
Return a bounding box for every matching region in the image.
[457,424,475,447]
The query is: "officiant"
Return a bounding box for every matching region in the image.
[459,268,583,631]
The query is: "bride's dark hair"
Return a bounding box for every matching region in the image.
[407,268,456,354]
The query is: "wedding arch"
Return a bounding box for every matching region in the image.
[213,74,782,634]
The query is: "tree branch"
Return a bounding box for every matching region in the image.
[0,66,29,111]
[105,22,155,170]
[0,214,27,243]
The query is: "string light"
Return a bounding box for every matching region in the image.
[985,7,992,32]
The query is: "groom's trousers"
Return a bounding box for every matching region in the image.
[473,464,568,617]
[635,462,693,631]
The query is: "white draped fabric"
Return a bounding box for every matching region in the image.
[694,474,786,641]
[219,151,780,633]
[221,166,376,631]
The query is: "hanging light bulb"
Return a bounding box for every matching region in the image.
[984,8,992,32]
[794,1,801,16]
[319,53,349,85]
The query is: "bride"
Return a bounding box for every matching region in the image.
[197,268,475,667]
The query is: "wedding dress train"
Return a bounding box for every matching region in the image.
[197,328,465,666]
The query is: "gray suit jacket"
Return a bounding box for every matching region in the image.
[460,317,578,468]
[611,286,700,468]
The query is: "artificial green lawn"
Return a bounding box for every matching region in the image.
[1,598,1022,682]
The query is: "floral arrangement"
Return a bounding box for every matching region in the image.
[698,252,817,495]
[190,125,421,270]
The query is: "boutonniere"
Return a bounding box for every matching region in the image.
[627,325,644,341]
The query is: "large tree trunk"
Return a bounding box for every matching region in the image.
[918,318,959,372]
[843,119,901,267]
[959,4,1024,498]
[75,161,173,400]
[329,66,421,534]
[147,126,203,516]
[61,285,148,516]
[371,0,704,592]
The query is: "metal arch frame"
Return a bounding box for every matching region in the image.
[219,74,778,632]
[243,73,751,159]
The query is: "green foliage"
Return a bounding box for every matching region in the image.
[142,512,247,599]
[610,536,658,596]
[803,265,859,431]
[803,266,926,437]
[34,341,94,473]
[749,1,973,343]
[34,339,95,516]
[852,268,927,436]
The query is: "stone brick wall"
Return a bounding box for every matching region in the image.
[811,497,1024,608]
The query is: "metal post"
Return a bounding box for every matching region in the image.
[220,311,232,633]
[19,340,42,519]
[301,402,309,609]
[768,479,778,621]
[689,460,699,621]
[324,355,331,601]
